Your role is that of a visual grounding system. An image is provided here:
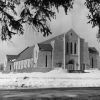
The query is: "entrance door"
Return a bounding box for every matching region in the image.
[66,59,74,71]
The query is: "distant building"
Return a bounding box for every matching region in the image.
[88,47,99,69]
[5,29,99,72]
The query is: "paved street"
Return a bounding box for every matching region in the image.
[0,87,100,100]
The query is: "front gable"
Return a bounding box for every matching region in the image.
[65,29,79,42]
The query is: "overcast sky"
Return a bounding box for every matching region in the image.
[0,0,100,63]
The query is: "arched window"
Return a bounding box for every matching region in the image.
[74,43,77,54]
[70,42,73,54]
[66,42,69,54]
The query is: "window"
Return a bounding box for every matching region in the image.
[24,60,27,68]
[14,63,16,70]
[74,43,77,54]
[45,55,47,67]
[10,65,11,71]
[70,42,73,54]
[26,59,28,68]
[16,62,18,69]
[30,58,33,67]
[70,33,72,36]
[23,60,25,68]
[21,61,24,69]
[18,61,20,69]
[14,62,16,69]
[66,42,69,54]
[19,61,21,69]
[28,59,30,68]
[17,62,19,69]
[21,61,23,69]
[92,58,94,68]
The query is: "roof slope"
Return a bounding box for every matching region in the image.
[16,46,34,61]
[38,44,52,51]
[42,29,84,44]
[6,55,18,62]
[14,44,52,61]
[88,47,99,54]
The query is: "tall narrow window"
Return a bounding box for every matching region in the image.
[46,55,47,67]
[74,43,77,54]
[10,65,11,71]
[14,63,15,70]
[66,42,69,54]
[92,58,94,68]
[70,42,73,54]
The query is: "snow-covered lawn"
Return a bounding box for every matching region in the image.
[0,68,100,89]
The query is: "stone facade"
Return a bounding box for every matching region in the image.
[42,29,99,71]
[65,30,80,70]
[64,29,90,71]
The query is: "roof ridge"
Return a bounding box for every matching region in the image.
[18,47,30,56]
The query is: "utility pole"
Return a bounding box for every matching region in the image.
[63,33,65,69]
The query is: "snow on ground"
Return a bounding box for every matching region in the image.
[0,68,100,89]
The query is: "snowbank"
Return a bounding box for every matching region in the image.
[0,68,100,89]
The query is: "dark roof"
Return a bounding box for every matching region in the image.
[88,47,99,54]
[6,55,18,62]
[7,43,52,62]
[16,46,34,61]
[38,44,52,51]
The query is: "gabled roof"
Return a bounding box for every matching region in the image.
[16,46,34,61]
[38,44,52,51]
[88,47,99,54]
[6,55,18,62]
[7,43,52,62]
[16,44,52,61]
[42,29,83,44]
[66,29,79,37]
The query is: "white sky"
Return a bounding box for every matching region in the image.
[0,0,100,63]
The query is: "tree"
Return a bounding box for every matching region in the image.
[0,0,73,40]
[85,0,100,40]
[1,0,100,41]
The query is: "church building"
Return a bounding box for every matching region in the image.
[5,29,99,72]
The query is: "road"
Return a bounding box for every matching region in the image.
[1,87,100,100]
